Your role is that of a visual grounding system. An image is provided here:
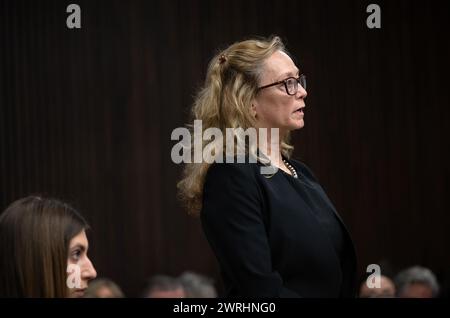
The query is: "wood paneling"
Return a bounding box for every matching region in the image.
[1,0,449,296]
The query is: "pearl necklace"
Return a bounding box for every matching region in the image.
[282,158,298,178]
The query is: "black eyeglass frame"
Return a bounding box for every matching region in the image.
[257,74,306,96]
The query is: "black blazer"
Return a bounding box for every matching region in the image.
[201,158,357,297]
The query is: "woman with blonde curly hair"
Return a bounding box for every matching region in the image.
[178,36,356,297]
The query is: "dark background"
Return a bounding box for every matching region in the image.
[1,0,449,297]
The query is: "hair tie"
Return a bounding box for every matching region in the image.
[219,54,227,64]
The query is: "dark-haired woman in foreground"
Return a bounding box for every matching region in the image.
[0,196,97,297]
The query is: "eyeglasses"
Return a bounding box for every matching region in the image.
[258,74,306,96]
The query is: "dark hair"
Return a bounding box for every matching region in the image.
[179,271,217,298]
[141,275,184,297]
[0,195,89,297]
[84,278,125,298]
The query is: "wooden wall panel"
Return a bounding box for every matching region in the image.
[1,0,449,296]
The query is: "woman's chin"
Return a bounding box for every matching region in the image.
[68,288,87,298]
[288,119,304,131]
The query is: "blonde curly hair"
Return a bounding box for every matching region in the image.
[178,36,294,216]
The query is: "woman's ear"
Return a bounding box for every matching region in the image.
[251,101,258,119]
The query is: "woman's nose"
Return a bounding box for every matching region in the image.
[297,85,307,99]
[81,257,97,281]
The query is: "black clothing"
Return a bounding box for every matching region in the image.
[201,158,357,297]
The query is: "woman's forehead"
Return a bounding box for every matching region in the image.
[263,51,299,80]
[69,230,88,248]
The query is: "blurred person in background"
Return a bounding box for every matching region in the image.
[142,275,186,298]
[84,277,125,298]
[179,271,217,298]
[359,275,396,298]
[395,266,440,298]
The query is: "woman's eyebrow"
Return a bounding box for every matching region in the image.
[70,243,87,251]
[277,68,300,80]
